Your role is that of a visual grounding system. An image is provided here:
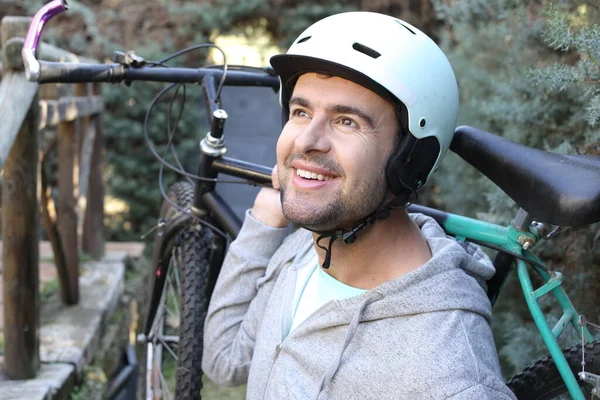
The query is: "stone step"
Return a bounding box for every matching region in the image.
[0,251,128,399]
[0,363,74,400]
[0,241,144,331]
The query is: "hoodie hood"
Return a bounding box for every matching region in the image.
[289,212,495,325]
[283,212,497,399]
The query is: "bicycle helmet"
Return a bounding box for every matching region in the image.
[270,11,459,196]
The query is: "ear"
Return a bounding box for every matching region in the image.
[385,135,440,197]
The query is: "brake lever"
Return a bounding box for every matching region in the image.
[111,51,147,68]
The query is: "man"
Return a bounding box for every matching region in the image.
[203,11,516,399]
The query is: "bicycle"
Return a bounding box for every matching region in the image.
[21,1,600,399]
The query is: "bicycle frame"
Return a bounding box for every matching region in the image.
[409,204,595,399]
[23,2,598,398]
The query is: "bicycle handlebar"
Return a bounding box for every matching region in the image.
[22,0,280,89]
[33,61,280,86]
[22,0,68,81]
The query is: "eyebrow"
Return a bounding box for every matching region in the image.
[289,96,377,129]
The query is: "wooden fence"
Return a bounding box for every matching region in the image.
[0,16,105,379]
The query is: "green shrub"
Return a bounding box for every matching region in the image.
[431,0,600,377]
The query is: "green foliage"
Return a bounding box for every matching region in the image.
[70,365,107,400]
[531,4,600,127]
[40,278,60,302]
[435,0,537,23]
[70,383,90,400]
[16,0,352,240]
[277,3,354,46]
[431,0,600,377]
[0,0,359,240]
[103,78,204,240]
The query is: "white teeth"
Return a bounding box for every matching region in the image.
[296,168,332,181]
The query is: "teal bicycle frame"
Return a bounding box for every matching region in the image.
[434,207,595,399]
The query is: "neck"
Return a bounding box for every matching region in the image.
[312,209,431,289]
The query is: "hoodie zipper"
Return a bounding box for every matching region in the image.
[264,301,336,397]
[263,265,297,397]
[264,251,369,396]
[274,344,282,359]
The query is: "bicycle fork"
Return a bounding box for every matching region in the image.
[516,255,596,399]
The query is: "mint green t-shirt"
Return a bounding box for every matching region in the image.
[286,256,367,337]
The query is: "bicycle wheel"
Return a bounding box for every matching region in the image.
[507,340,600,399]
[146,181,214,400]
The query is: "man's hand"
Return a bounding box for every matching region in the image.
[251,165,288,228]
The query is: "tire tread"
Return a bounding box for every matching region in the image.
[507,340,600,399]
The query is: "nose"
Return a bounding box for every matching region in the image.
[294,117,331,154]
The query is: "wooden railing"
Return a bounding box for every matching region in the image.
[0,16,105,379]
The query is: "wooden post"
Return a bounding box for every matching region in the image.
[57,118,80,304]
[82,83,105,260]
[39,83,76,305]
[1,16,40,379]
[74,83,86,247]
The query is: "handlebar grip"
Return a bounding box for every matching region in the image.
[22,0,69,82]
[38,62,126,83]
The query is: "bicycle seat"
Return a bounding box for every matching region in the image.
[449,126,600,227]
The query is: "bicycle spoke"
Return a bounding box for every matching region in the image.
[148,255,182,399]
[159,368,173,400]
[167,269,180,314]
[159,334,179,361]
[165,280,180,326]
[174,251,182,299]
[588,321,600,331]
[168,248,181,320]
[150,280,169,336]
[158,247,184,398]
[161,335,179,344]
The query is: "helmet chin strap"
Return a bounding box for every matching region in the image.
[307,198,406,269]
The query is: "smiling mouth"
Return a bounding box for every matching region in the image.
[296,168,334,181]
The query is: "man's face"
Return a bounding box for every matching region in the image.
[276,72,399,231]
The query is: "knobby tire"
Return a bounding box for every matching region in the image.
[508,340,600,399]
[147,182,213,400]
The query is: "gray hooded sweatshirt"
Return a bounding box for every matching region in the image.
[203,211,516,399]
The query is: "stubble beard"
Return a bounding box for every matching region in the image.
[279,163,388,231]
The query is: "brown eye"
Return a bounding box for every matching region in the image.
[291,109,308,118]
[340,117,357,127]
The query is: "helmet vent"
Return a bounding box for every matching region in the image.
[352,43,381,59]
[395,20,416,35]
[296,36,312,44]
